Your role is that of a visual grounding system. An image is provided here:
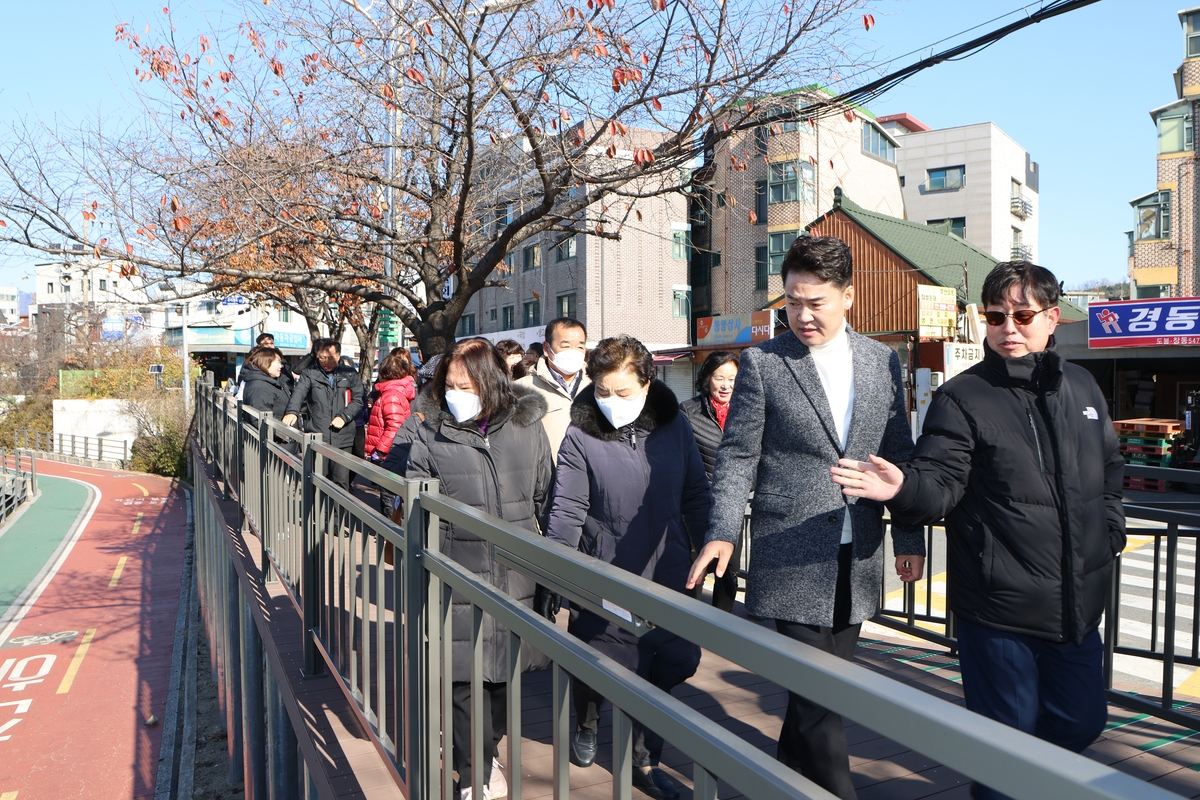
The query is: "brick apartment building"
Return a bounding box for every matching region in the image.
[691,87,905,321]
[464,127,690,350]
[1128,6,1200,299]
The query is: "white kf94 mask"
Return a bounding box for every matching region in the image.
[595,392,646,429]
[444,389,482,423]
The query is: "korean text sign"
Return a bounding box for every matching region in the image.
[1088,297,1200,348]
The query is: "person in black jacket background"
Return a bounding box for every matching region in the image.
[282,338,365,490]
[832,262,1125,800]
[239,346,291,417]
[679,350,740,610]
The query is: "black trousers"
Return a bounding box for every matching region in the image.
[774,543,859,800]
[711,532,744,612]
[451,681,506,787]
[324,445,352,491]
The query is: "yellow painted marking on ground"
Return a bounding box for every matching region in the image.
[108,557,129,589]
[69,470,103,477]
[1124,534,1155,554]
[130,512,144,536]
[56,628,97,694]
[1,791,19,800]
[131,482,149,497]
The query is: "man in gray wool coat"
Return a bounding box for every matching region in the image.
[688,235,925,799]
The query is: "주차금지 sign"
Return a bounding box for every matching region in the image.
[1088,297,1200,348]
[918,285,957,340]
[696,311,773,347]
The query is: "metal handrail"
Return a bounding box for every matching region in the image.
[189,381,1178,800]
[13,429,129,463]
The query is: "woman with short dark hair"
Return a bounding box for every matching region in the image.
[545,334,710,800]
[679,350,741,611]
[494,339,527,380]
[404,337,553,800]
[240,346,290,417]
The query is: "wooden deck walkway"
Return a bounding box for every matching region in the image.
[207,467,1200,800]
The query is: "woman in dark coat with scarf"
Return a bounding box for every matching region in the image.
[402,337,554,800]
[240,346,291,417]
[545,335,711,800]
[679,350,740,611]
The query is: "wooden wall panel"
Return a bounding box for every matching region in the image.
[811,213,931,334]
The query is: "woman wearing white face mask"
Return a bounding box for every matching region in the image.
[404,337,554,800]
[544,335,711,800]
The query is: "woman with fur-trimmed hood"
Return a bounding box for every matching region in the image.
[545,335,711,800]
[403,337,554,800]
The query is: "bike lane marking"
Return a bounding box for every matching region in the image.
[0,462,186,799]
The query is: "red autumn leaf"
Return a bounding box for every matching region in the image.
[844,110,854,122]
[270,59,284,78]
[0,220,7,228]
[572,48,581,60]
[382,83,395,99]
[641,52,649,65]
[651,97,662,111]
[748,211,757,224]
[405,67,426,84]
[98,238,108,246]
[424,21,434,36]
[126,243,135,256]
[220,197,229,209]
[622,44,633,57]
[171,196,182,212]
[594,43,609,57]
[561,109,571,121]
[92,200,98,211]
[863,13,874,30]
[542,91,550,102]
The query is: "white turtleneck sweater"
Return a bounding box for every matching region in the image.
[808,320,854,544]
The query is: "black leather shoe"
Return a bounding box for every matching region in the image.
[649,768,680,799]
[631,766,665,799]
[569,730,597,768]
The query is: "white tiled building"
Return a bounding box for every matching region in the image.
[879,115,1040,264]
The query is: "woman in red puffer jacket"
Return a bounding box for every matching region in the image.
[365,348,418,513]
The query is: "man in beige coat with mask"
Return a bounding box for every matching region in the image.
[518,317,590,459]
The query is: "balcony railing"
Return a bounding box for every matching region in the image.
[1011,242,1033,261]
[1010,194,1033,220]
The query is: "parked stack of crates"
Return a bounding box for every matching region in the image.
[1115,418,1183,493]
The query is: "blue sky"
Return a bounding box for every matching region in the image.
[0,0,1182,290]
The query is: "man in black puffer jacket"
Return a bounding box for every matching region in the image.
[833,262,1125,800]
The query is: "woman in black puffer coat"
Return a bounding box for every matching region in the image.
[679,350,740,611]
[402,337,553,800]
[240,346,291,417]
[546,335,710,800]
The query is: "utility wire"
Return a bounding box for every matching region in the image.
[738,0,1101,131]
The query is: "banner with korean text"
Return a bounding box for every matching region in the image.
[1088,297,1200,348]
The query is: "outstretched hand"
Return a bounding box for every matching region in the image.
[686,541,735,591]
[830,455,904,502]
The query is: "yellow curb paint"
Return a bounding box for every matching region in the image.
[131,482,149,497]
[131,512,144,536]
[108,557,129,589]
[69,470,103,477]
[57,628,96,694]
[1,791,19,800]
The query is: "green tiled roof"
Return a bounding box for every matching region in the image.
[814,194,1086,321]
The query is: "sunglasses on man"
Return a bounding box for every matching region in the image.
[984,308,1050,327]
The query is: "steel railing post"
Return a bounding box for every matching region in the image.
[240,582,267,800]
[225,554,244,786]
[259,414,273,583]
[403,479,435,800]
[1163,524,1179,711]
[1104,553,1120,691]
[301,436,323,677]
[265,659,299,800]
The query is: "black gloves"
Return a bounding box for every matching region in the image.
[534,585,562,622]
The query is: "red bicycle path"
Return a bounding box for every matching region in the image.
[0,460,188,800]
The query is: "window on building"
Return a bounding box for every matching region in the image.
[755,181,767,223]
[672,229,690,260]
[99,279,107,292]
[927,166,965,191]
[494,204,511,235]
[928,217,967,238]
[671,288,690,319]
[523,300,541,328]
[1135,191,1172,240]
[46,282,53,295]
[1126,230,1135,258]
[1011,178,1022,197]
[899,175,906,188]
[522,245,540,271]
[716,192,726,208]
[557,293,577,319]
[861,121,897,163]
[768,231,798,273]
[503,252,516,273]
[490,308,497,321]
[201,301,218,314]
[754,126,768,156]
[279,307,290,323]
[755,245,769,291]
[1188,12,1200,57]
[767,161,815,204]
[458,313,476,336]
[554,236,577,262]
[1012,227,1022,245]
[1158,110,1193,154]
[502,305,515,330]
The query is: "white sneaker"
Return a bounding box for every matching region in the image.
[459,786,492,800]
[489,758,508,799]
